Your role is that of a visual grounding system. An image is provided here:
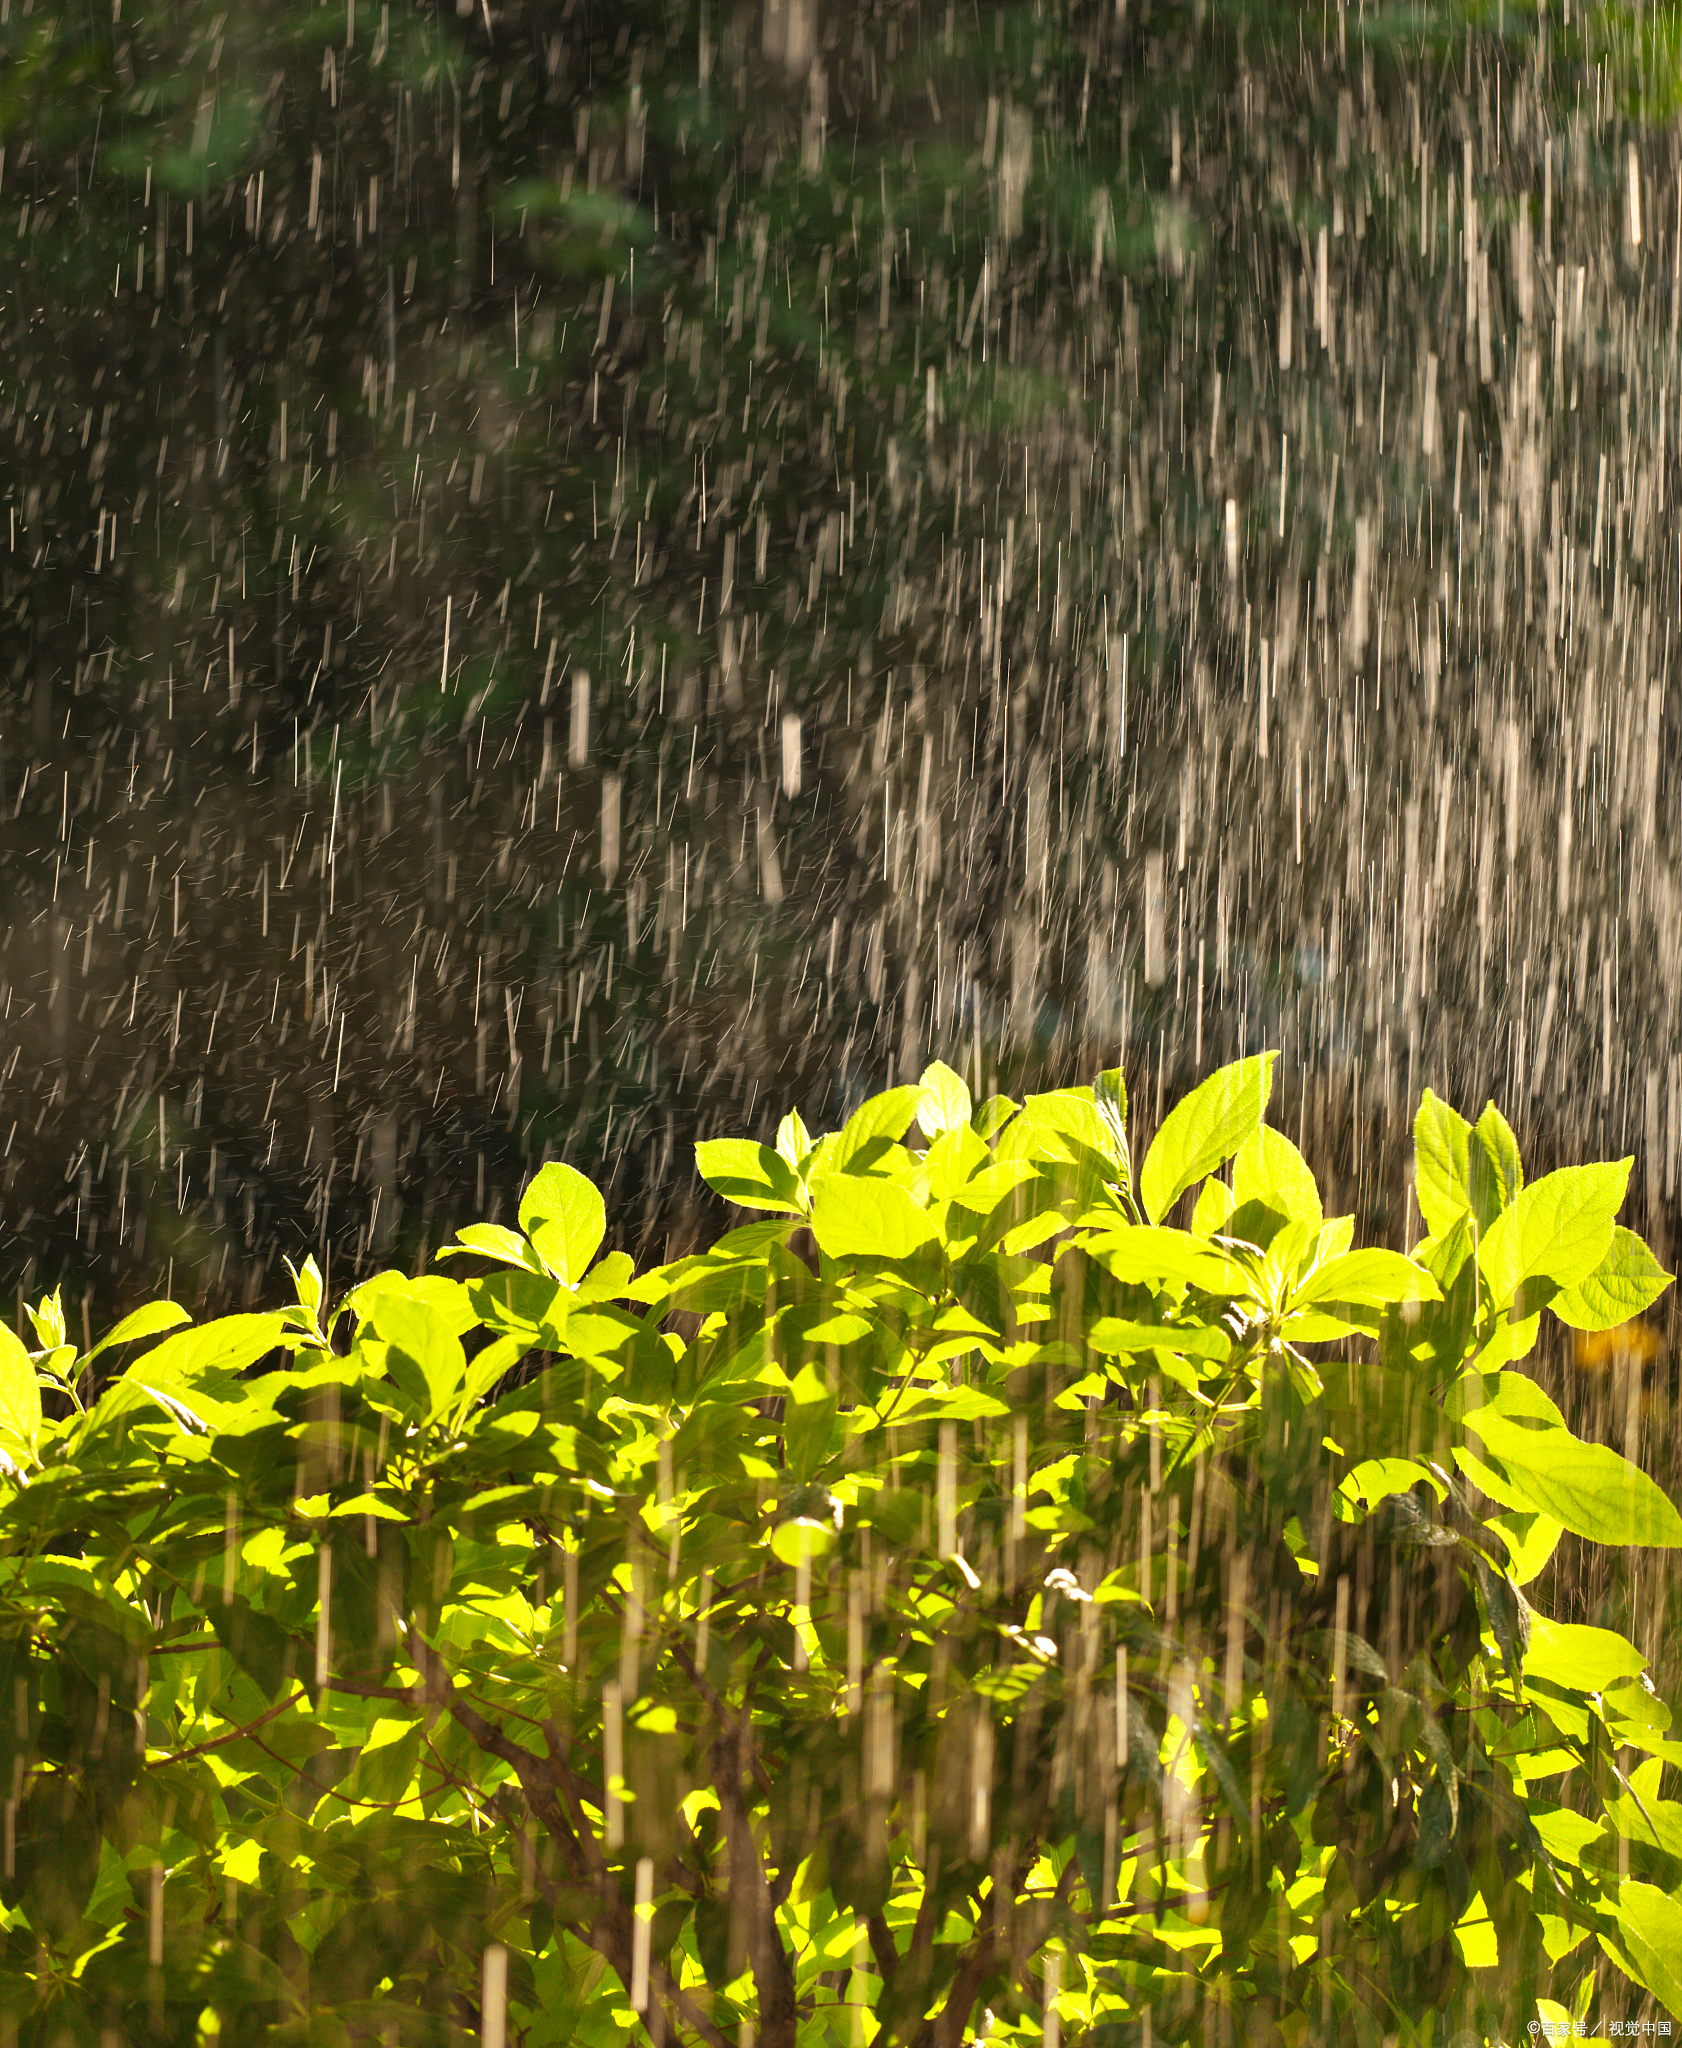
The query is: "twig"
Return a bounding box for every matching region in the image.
[866,1910,900,1985]
[665,1628,775,1795]
[147,1685,308,1767]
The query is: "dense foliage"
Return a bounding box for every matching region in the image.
[1,1055,1680,2045]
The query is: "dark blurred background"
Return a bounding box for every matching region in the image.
[2,0,1679,1429]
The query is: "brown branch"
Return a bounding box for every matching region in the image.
[546,1750,615,1884]
[410,1637,737,2048]
[321,1674,429,1703]
[710,1721,800,2048]
[343,1649,555,1738]
[914,1852,1084,2048]
[539,1710,612,1859]
[528,1814,729,2048]
[147,1685,308,1767]
[866,1910,900,1986]
[665,1629,775,1796]
[910,1848,1030,2048]
[902,1850,944,1969]
[649,1953,738,2048]
[602,1566,778,1801]
[410,1638,596,1888]
[929,1922,997,2048]
[573,1896,738,2048]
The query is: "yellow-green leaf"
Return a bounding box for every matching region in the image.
[1189,1179,1236,1240]
[364,1294,467,1419]
[1524,1616,1647,1693]
[1487,1509,1564,1586]
[775,1108,813,1174]
[1139,1053,1276,1224]
[812,1178,936,1261]
[770,1517,836,1565]
[1551,1226,1672,1331]
[0,1324,41,1460]
[1414,1090,1474,1239]
[916,1060,972,1136]
[1292,1249,1439,1309]
[1607,1882,1682,2017]
[1084,1225,1247,1296]
[831,1087,924,1173]
[1464,1412,1682,1549]
[83,1299,192,1363]
[1232,1124,1322,1234]
[519,1160,608,1283]
[1478,1161,1631,1314]
[436,1222,545,1271]
[694,1139,806,1215]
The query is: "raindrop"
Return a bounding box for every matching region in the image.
[482,1946,508,2048]
[601,773,621,885]
[570,668,591,768]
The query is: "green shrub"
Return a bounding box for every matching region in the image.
[1,1056,1679,2046]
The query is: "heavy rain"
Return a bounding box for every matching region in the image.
[2,0,1679,2038]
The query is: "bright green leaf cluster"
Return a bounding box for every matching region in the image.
[0,1061,1676,2047]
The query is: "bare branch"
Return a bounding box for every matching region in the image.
[710,1722,800,2048]
[665,1627,774,1795]
[148,1685,308,1767]
[928,1922,997,2048]
[866,1910,900,1985]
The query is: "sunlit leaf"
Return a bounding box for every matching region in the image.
[1414,1092,1474,1240]
[363,1294,467,1420]
[1233,1125,1321,1235]
[1524,1617,1648,1694]
[25,1288,66,1354]
[435,1223,546,1272]
[1139,1053,1276,1224]
[0,1325,41,1461]
[811,1177,937,1261]
[1083,1224,1247,1296]
[916,1060,972,1136]
[770,1517,836,1565]
[831,1087,925,1173]
[1606,1883,1682,2016]
[694,1138,806,1215]
[1465,1412,1682,1549]
[1551,1227,1673,1331]
[80,1299,192,1363]
[1478,1161,1632,1313]
[519,1160,609,1284]
[775,1108,813,1174]
[1487,1509,1564,1586]
[1467,1103,1524,1229]
[1292,1249,1439,1309]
